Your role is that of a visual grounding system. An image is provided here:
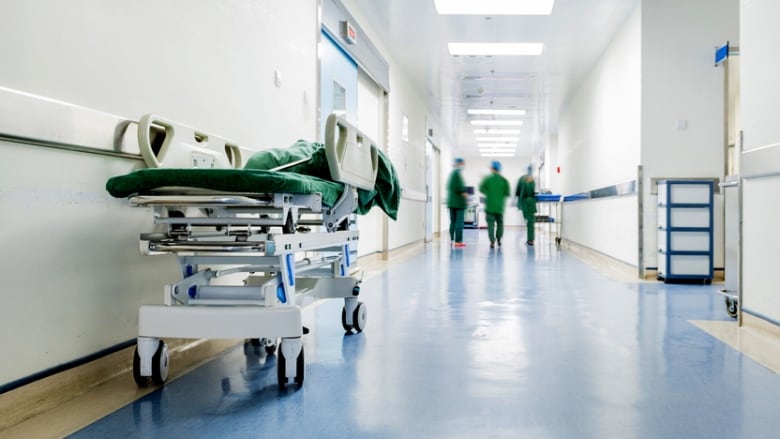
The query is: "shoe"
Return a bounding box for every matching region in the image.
[526,240,534,246]
[490,242,495,249]
[454,242,467,248]
[497,239,502,247]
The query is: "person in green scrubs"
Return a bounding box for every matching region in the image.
[479,161,510,248]
[516,165,537,246]
[447,157,468,248]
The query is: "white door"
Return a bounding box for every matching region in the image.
[356,70,385,256]
[425,139,434,242]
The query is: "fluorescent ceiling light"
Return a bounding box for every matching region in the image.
[468,109,527,116]
[434,0,555,15]
[479,149,517,154]
[479,144,517,149]
[476,137,519,142]
[448,43,544,56]
[480,153,516,157]
[474,129,521,134]
[471,120,524,126]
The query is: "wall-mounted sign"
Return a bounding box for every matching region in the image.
[715,41,729,65]
[341,20,357,45]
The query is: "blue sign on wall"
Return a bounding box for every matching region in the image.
[715,42,729,65]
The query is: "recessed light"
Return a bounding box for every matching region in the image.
[471,120,524,126]
[480,153,516,157]
[479,143,517,148]
[434,0,555,15]
[468,109,527,116]
[449,43,544,56]
[476,137,519,142]
[473,129,522,134]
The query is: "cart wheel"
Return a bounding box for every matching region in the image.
[294,347,305,386]
[725,297,738,319]
[352,302,367,333]
[341,306,352,331]
[277,343,304,390]
[134,341,169,386]
[132,348,148,387]
[150,341,169,386]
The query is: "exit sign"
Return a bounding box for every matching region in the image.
[341,21,357,45]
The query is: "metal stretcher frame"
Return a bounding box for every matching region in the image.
[129,113,379,390]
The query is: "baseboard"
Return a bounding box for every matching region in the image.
[742,310,780,339]
[0,338,239,432]
[559,239,639,282]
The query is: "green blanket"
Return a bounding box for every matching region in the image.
[106,140,400,219]
[244,140,400,219]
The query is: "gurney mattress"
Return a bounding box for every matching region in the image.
[106,168,344,206]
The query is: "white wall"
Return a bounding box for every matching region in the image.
[555,5,642,263]
[640,0,739,270]
[740,0,780,323]
[0,0,317,148]
[0,0,317,386]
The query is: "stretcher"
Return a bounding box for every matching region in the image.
[108,113,390,389]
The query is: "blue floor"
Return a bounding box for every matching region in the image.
[72,230,780,438]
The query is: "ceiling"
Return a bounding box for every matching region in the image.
[341,0,639,159]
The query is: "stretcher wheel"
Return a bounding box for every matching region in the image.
[725,297,738,319]
[352,302,367,333]
[132,340,169,387]
[341,307,352,331]
[277,343,304,390]
[151,341,170,385]
[132,348,146,387]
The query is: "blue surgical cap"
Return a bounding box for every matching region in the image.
[454,157,465,165]
[491,160,502,172]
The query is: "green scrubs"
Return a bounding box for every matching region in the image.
[447,168,467,242]
[479,172,510,245]
[516,175,537,243]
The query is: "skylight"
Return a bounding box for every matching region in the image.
[434,0,555,16]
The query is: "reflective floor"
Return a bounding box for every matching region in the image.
[71,230,780,438]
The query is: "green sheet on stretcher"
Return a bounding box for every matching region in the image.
[106,140,401,220]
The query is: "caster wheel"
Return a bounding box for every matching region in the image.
[277,343,304,390]
[151,341,169,385]
[725,297,738,319]
[341,306,352,331]
[352,302,367,333]
[132,348,147,387]
[133,340,169,387]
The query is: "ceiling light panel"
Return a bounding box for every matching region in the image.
[434,0,555,15]
[471,120,524,126]
[449,43,544,56]
[468,109,527,116]
[480,153,516,157]
[476,137,519,142]
[473,129,522,134]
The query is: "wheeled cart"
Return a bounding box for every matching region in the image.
[111,113,385,390]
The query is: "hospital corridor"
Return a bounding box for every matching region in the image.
[2,0,780,438]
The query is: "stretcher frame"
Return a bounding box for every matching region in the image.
[129,113,378,389]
